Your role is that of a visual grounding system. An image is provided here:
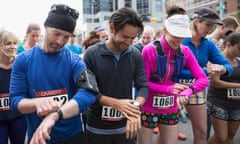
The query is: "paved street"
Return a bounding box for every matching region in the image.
[152,119,240,144]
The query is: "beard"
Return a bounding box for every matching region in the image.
[111,38,129,52]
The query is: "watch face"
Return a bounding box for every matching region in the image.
[133,101,141,107]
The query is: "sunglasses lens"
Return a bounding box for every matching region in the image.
[70,10,79,19]
[51,5,79,19]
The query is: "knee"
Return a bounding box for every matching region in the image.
[215,135,228,143]
[228,131,236,139]
[193,127,207,139]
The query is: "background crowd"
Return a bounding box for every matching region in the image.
[1,2,240,144]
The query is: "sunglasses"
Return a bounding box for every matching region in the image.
[51,4,79,19]
[191,13,219,20]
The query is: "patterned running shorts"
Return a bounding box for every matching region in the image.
[188,91,205,105]
[141,110,180,128]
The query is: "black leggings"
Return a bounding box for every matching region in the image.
[0,116,27,144]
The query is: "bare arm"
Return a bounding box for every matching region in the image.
[18,98,61,116]
[99,95,141,118]
[29,99,79,144]
[210,75,240,88]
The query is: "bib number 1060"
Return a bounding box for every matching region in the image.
[152,96,174,109]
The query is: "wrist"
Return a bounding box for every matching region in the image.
[189,85,195,94]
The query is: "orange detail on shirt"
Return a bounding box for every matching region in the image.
[35,89,68,97]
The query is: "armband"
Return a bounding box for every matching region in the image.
[77,69,99,93]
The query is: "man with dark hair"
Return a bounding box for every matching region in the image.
[10,4,97,144]
[84,7,148,144]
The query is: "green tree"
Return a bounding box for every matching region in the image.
[237,9,240,21]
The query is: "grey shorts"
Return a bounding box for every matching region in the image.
[207,101,240,121]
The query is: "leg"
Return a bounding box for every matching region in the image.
[137,126,153,144]
[0,121,9,144]
[208,115,228,144]
[9,116,27,144]
[227,109,240,144]
[158,111,180,144]
[186,104,207,144]
[227,121,240,144]
[159,124,178,144]
[138,111,159,144]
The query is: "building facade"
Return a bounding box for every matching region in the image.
[78,0,240,42]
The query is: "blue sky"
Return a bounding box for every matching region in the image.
[0,0,80,39]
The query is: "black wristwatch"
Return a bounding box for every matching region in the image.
[133,101,141,108]
[189,85,195,94]
[56,108,63,120]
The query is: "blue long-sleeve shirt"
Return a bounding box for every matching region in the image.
[179,37,233,79]
[10,46,96,143]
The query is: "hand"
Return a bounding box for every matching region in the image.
[207,64,226,76]
[178,88,192,98]
[177,96,189,110]
[170,83,189,95]
[29,112,58,144]
[35,98,62,117]
[125,115,141,139]
[114,99,141,119]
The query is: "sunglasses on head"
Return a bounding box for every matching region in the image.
[191,13,219,20]
[51,4,79,19]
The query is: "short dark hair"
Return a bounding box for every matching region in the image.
[224,32,240,47]
[109,7,144,35]
[26,23,41,34]
[222,16,239,29]
[166,5,186,18]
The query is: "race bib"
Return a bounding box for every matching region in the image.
[179,79,195,85]
[227,88,240,100]
[0,93,10,111]
[35,89,69,104]
[101,106,124,121]
[152,95,174,109]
